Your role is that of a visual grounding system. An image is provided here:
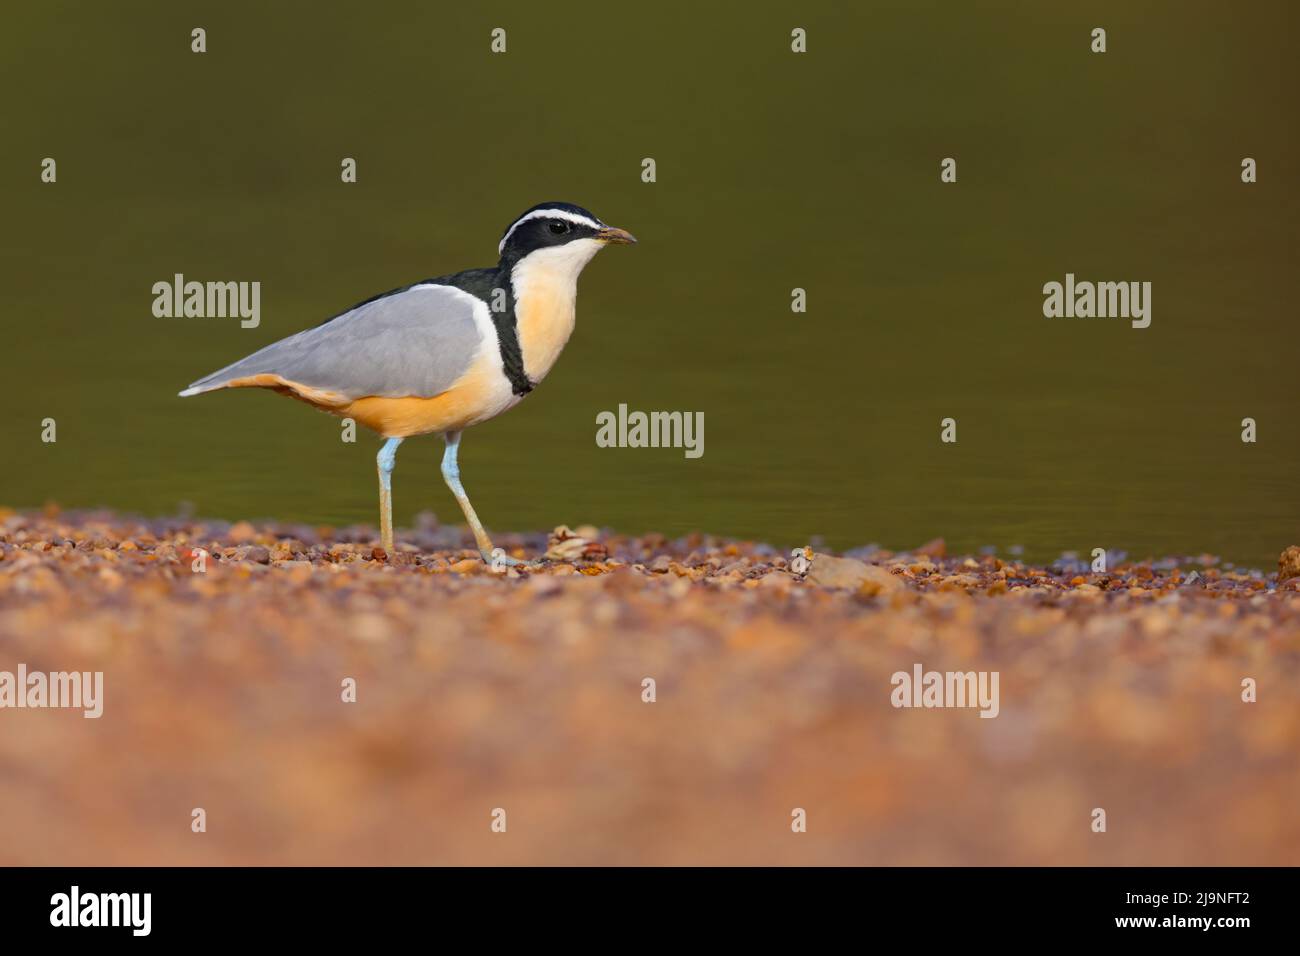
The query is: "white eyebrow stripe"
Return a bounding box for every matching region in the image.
[499,209,603,253]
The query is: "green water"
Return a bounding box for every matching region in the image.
[2,1,1297,566]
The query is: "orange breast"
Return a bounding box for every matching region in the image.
[515,279,576,383]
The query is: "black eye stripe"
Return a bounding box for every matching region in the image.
[498,208,602,257]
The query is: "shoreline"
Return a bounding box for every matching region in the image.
[0,505,1288,591]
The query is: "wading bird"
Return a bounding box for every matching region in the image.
[180,202,636,564]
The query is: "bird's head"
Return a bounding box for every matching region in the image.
[497,202,636,276]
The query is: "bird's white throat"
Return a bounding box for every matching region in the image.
[512,237,604,292]
[510,238,603,383]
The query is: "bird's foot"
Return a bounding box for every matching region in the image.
[482,547,548,571]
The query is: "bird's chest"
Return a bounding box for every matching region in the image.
[512,268,578,384]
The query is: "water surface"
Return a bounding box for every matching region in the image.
[2,1,1297,566]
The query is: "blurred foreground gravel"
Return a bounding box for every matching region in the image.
[1,508,1297,865]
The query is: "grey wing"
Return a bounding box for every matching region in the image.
[179,283,488,400]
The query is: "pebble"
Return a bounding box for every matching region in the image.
[1277,545,1300,583]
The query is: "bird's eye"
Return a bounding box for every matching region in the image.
[548,221,570,235]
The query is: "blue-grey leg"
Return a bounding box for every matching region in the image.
[441,430,524,565]
[377,437,403,553]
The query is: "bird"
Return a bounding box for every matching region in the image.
[179,202,636,564]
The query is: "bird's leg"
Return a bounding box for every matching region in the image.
[441,431,527,566]
[376,437,403,553]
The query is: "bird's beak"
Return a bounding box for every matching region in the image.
[594,225,637,245]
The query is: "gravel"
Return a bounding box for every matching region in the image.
[0,507,1296,865]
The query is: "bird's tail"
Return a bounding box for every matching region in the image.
[178,372,236,397]
[179,349,277,397]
